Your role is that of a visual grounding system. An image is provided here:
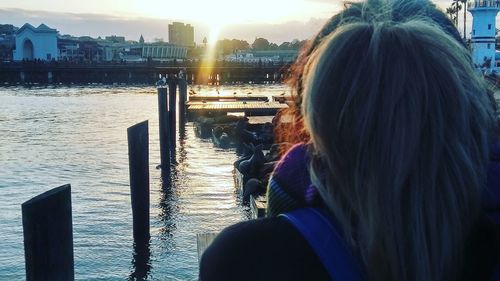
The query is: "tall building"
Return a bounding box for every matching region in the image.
[168,22,194,47]
[468,0,500,68]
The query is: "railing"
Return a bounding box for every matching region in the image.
[468,0,500,8]
[0,59,292,69]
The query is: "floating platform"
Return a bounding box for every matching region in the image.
[187,101,288,119]
[188,95,269,102]
[233,167,246,197]
[250,195,267,219]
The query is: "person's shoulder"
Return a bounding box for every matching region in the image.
[199,216,330,281]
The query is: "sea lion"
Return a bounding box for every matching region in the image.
[243,178,262,202]
[238,144,265,177]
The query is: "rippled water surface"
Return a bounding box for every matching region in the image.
[0,84,287,280]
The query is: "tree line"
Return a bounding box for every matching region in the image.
[213,37,307,55]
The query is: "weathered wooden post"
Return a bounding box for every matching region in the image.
[178,70,188,139]
[168,75,177,161]
[127,120,150,242]
[157,87,171,177]
[20,71,26,83]
[22,184,74,281]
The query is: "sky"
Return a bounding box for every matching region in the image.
[0,0,479,44]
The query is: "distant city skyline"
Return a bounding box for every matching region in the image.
[0,0,490,44]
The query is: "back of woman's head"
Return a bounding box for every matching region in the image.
[302,5,495,281]
[276,0,462,152]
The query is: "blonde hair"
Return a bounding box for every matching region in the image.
[302,7,494,281]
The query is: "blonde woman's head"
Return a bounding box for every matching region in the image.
[302,5,494,281]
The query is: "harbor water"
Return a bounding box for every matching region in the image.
[0,84,286,280]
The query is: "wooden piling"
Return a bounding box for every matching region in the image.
[168,75,177,160]
[157,87,171,176]
[196,233,218,262]
[22,184,74,281]
[127,120,150,242]
[178,72,188,138]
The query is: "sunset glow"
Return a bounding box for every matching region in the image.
[0,0,454,44]
[1,0,339,24]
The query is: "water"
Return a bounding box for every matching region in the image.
[0,84,287,280]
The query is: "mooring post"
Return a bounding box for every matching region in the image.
[22,184,74,281]
[127,120,150,243]
[168,75,177,161]
[157,87,171,177]
[178,70,188,138]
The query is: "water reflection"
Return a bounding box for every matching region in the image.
[158,177,177,241]
[179,121,186,140]
[128,239,151,281]
[0,86,268,280]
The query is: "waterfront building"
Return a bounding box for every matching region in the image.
[100,42,140,61]
[99,42,186,62]
[57,37,80,61]
[468,0,500,69]
[142,42,187,61]
[58,36,104,62]
[0,24,17,36]
[225,50,298,63]
[13,23,58,61]
[168,22,195,47]
[0,24,17,61]
[105,36,126,43]
[8,23,188,63]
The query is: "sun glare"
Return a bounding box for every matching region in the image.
[208,23,222,46]
[131,0,337,28]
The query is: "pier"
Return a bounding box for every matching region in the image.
[0,61,291,85]
[187,101,287,119]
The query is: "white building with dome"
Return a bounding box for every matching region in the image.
[13,23,58,61]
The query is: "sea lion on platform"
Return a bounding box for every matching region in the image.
[238,144,265,177]
[243,178,263,202]
[235,119,258,144]
[234,143,254,168]
[219,132,230,148]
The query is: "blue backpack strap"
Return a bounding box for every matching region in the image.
[280,207,365,281]
[492,265,500,281]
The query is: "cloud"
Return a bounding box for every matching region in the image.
[220,18,328,43]
[0,8,329,44]
[304,0,337,3]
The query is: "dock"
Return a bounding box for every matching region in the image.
[187,101,287,119]
[188,95,269,102]
[233,167,246,196]
[250,195,267,219]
